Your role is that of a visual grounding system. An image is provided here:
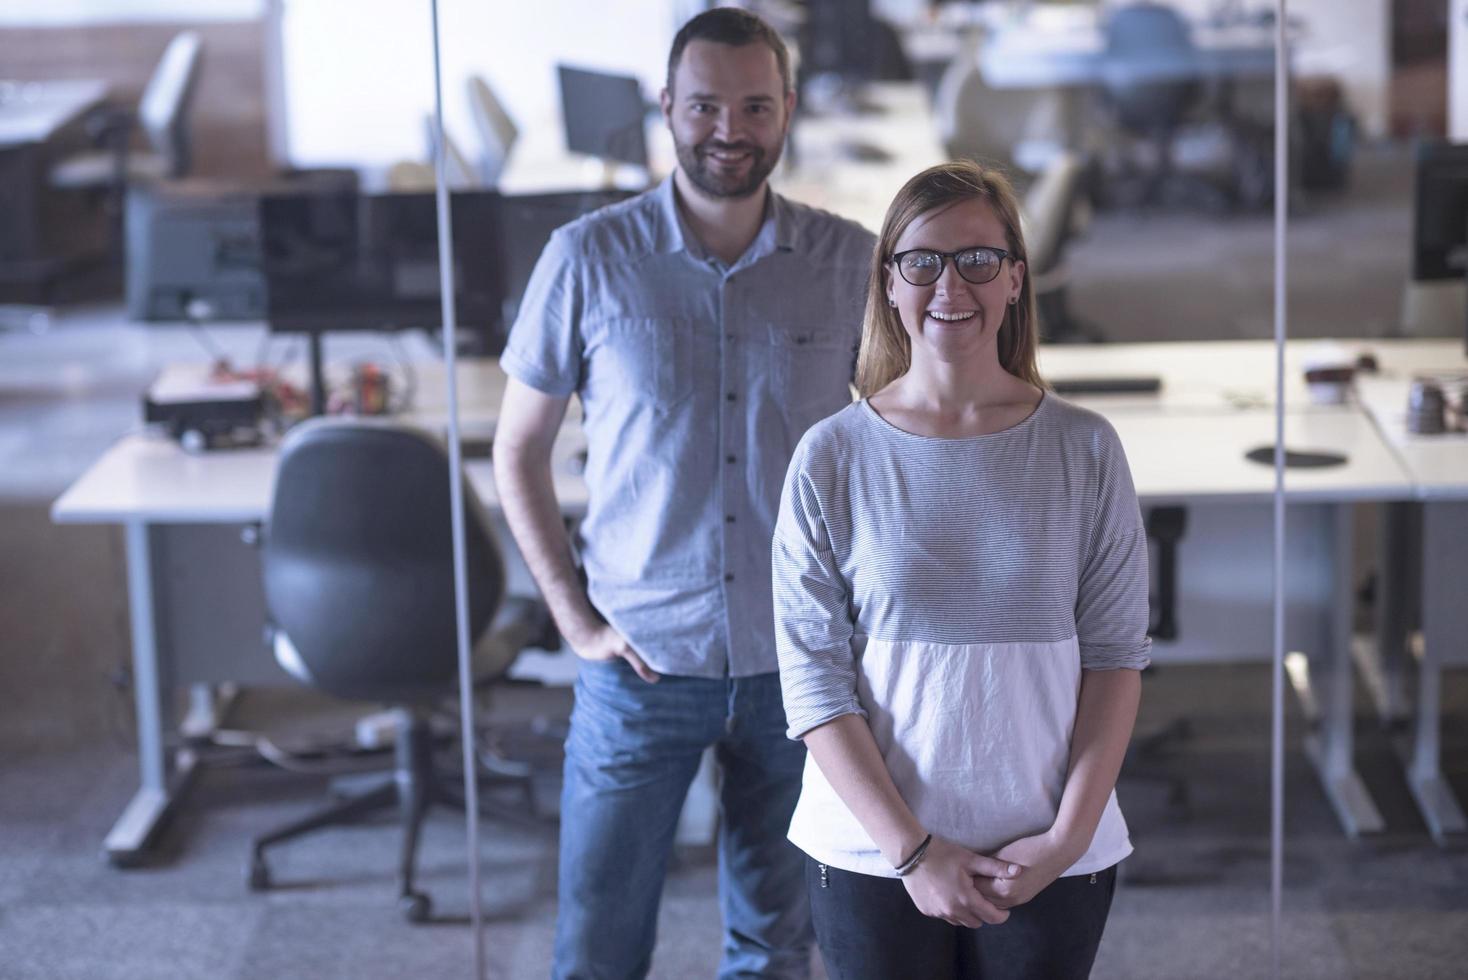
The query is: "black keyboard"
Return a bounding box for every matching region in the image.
[1050,376,1162,396]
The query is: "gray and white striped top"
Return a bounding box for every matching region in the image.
[773,393,1152,878]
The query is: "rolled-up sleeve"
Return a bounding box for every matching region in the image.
[1076,426,1152,671]
[772,443,866,739]
[500,228,583,398]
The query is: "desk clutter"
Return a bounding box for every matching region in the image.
[142,357,409,452]
[1406,376,1468,436]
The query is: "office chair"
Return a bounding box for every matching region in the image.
[384,121,480,192]
[50,31,204,193]
[425,116,482,189]
[1099,4,1205,207]
[934,41,1074,178]
[467,75,518,186]
[247,418,547,921]
[1021,151,1104,343]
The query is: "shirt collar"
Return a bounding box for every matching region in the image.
[654,173,798,262]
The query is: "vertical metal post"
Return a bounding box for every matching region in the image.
[428,1,486,975]
[1270,2,1289,976]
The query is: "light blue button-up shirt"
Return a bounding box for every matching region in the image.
[501,177,875,677]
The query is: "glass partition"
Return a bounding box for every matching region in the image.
[8,0,1465,977]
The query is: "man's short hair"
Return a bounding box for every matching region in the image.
[666,7,791,95]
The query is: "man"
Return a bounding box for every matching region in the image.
[493,9,874,978]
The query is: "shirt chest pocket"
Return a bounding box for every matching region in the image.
[595,316,693,410]
[766,324,853,411]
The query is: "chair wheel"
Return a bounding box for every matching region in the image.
[400,891,432,922]
[247,853,271,891]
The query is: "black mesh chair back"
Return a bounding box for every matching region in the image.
[262,420,503,703]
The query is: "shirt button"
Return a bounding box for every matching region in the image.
[726,515,736,524]
[724,573,735,583]
[726,392,737,402]
[726,455,736,464]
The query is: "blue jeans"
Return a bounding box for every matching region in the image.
[553,659,812,980]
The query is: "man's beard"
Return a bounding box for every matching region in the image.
[675,135,782,200]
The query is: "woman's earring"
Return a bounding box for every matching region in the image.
[1009,296,1018,305]
[888,298,897,307]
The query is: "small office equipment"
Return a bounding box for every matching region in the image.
[1406,141,1468,352]
[259,190,504,414]
[1049,375,1161,395]
[495,188,635,328]
[557,65,648,168]
[143,366,264,451]
[125,181,265,321]
[125,172,358,322]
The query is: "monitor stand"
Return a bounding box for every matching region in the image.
[307,331,327,417]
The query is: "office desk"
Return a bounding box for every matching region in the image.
[1045,338,1467,839]
[55,343,1440,858]
[1103,399,1411,838]
[0,79,111,298]
[978,19,1278,91]
[1353,350,1468,842]
[0,79,108,146]
[1040,338,1366,414]
[51,359,587,863]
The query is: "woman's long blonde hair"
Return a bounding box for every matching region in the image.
[855,160,1043,398]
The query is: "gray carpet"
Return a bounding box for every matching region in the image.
[2,142,1466,979]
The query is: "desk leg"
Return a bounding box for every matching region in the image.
[1407,502,1468,843]
[1299,504,1385,837]
[1356,502,1416,724]
[104,522,198,866]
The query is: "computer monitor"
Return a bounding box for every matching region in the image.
[1412,141,1468,281]
[496,188,636,329]
[557,65,649,167]
[260,190,504,413]
[800,0,878,89]
[1410,141,1468,352]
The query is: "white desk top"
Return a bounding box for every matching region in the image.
[0,78,108,146]
[52,358,589,525]
[1115,408,1413,504]
[1356,376,1468,500]
[1038,339,1467,416]
[55,340,1447,525]
[49,428,589,525]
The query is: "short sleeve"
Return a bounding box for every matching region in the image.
[772,438,867,739]
[1075,425,1152,671]
[499,229,583,398]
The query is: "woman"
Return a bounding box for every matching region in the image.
[772,160,1150,980]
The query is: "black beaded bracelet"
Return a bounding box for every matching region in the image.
[894,833,933,877]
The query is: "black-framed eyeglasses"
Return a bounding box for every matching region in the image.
[889,246,1013,286]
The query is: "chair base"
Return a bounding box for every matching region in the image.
[246,710,448,922]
